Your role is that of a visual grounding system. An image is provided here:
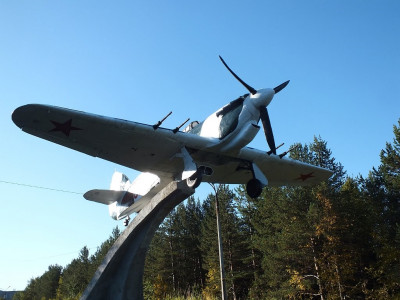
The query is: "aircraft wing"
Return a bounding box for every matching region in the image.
[238,147,333,186]
[12,104,332,188]
[12,104,218,180]
[185,145,333,186]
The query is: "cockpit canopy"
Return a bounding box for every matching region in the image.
[187,94,248,139]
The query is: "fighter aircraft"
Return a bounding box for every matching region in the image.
[12,56,332,223]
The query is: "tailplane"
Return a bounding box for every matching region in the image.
[84,171,160,220]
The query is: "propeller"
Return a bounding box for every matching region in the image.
[259,106,276,155]
[219,56,257,95]
[273,80,290,94]
[219,56,289,155]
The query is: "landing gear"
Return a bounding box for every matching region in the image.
[123,216,131,227]
[186,171,202,189]
[246,178,263,198]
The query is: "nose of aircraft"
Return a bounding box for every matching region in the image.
[218,55,290,155]
[250,80,290,108]
[250,88,275,108]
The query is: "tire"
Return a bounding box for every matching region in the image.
[246,178,263,198]
[186,172,202,189]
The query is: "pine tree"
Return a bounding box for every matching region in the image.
[251,185,316,298]
[377,119,400,233]
[144,198,205,298]
[200,185,251,299]
[22,277,39,300]
[235,185,263,298]
[178,197,205,295]
[57,246,91,299]
[89,226,121,279]
[144,225,171,299]
[37,264,62,300]
[250,137,353,299]
[360,119,400,298]
[13,265,62,300]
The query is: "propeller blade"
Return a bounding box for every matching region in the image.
[273,80,290,94]
[259,106,276,155]
[219,56,257,95]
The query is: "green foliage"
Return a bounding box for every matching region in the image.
[13,265,62,300]
[88,226,121,278]
[56,246,90,299]
[144,197,205,299]
[248,136,381,299]
[201,185,253,299]
[360,119,400,298]
[14,227,120,300]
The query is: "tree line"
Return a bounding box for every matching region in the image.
[11,119,400,300]
[11,228,121,300]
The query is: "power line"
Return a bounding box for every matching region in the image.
[0,180,83,195]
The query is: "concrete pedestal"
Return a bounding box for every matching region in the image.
[80,181,194,300]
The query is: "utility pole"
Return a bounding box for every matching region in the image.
[210,183,227,300]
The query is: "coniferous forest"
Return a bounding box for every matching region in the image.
[11,119,400,300]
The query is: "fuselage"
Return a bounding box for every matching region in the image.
[188,88,275,153]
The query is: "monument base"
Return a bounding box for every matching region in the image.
[81,181,194,300]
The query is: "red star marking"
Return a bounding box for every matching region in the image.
[49,119,82,137]
[296,172,315,182]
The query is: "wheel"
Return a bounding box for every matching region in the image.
[246,178,263,198]
[186,171,202,189]
[123,216,130,226]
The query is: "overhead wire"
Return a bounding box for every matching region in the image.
[1,180,112,263]
[0,179,83,195]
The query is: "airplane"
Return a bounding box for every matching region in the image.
[12,56,333,224]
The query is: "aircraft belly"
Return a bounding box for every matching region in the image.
[190,150,252,184]
[202,162,253,184]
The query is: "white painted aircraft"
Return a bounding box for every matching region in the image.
[12,56,332,223]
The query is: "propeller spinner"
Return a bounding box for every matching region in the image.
[219,56,289,155]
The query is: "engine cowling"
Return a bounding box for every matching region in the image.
[219,122,260,153]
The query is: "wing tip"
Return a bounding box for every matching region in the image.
[11,104,41,128]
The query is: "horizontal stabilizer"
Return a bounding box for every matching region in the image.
[84,189,128,205]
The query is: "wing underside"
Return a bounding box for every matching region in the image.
[12,104,332,188]
[12,104,212,179]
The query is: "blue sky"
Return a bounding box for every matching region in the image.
[1,1,399,291]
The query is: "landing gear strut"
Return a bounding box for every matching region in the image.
[246,163,267,198]
[246,178,263,198]
[186,171,202,189]
[123,216,131,227]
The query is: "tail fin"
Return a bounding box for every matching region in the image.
[110,171,130,191]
